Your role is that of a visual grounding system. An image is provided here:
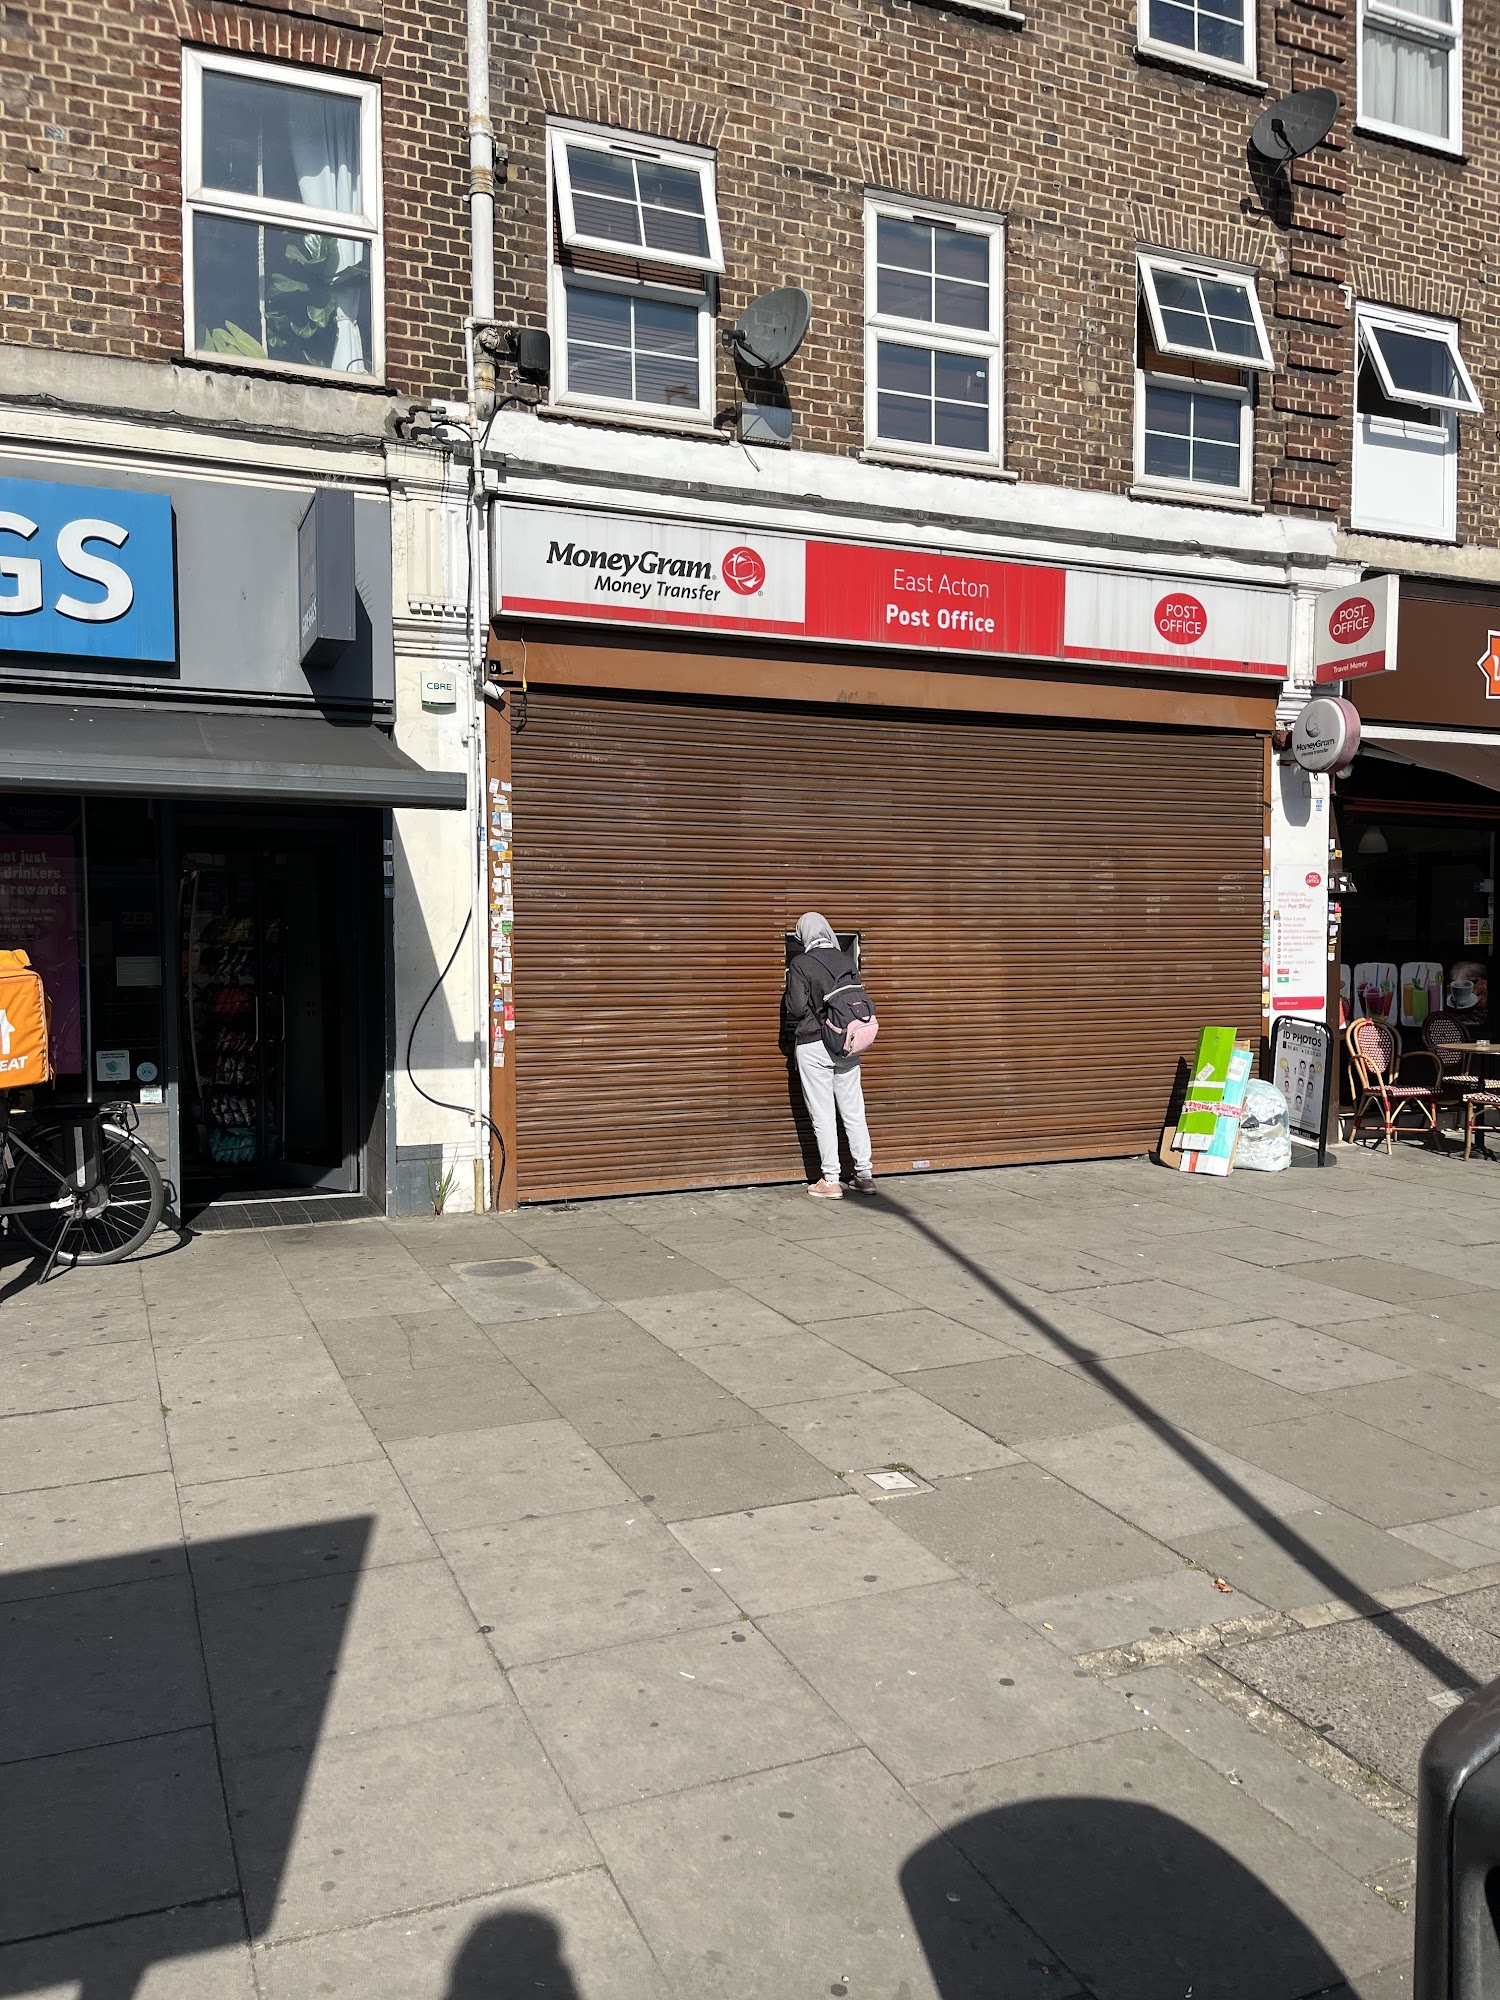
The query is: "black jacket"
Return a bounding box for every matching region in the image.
[783,946,856,1045]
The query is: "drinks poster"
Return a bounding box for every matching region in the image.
[0,836,82,1073]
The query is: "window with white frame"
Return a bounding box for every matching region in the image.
[863,199,1003,466]
[1133,253,1273,502]
[547,126,723,421]
[182,51,382,377]
[1138,0,1254,79]
[1359,0,1462,148]
[1352,303,1480,541]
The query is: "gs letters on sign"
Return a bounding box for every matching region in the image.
[0,477,177,663]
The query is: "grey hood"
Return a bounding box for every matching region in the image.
[795,911,838,951]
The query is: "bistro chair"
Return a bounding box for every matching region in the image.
[1345,1016,1441,1154]
[1422,1013,1482,1131]
[1462,1089,1500,1161]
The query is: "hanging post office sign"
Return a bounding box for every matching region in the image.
[1314,574,1398,684]
[494,505,1295,681]
[0,476,176,663]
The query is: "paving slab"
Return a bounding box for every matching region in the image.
[807,1306,1011,1372]
[1173,1319,1412,1392]
[613,1287,800,1350]
[587,1748,1079,2000]
[200,1559,503,1755]
[345,1360,551,1442]
[901,1352,1124,1444]
[179,1457,436,1593]
[914,1729,1410,1999]
[513,1623,855,1810]
[0,1397,170,1494]
[685,1329,889,1406]
[1317,1373,1500,1475]
[602,1422,845,1521]
[440,1268,605,1324]
[768,1384,1018,1477]
[1294,1256,1487,1306]
[1027,1421,1322,1540]
[156,1332,378,1484]
[0,1471,183,1600]
[763,1577,1136,1784]
[316,1309,506,1378]
[1011,1566,1269,1654]
[1069,1278,1234,1334]
[1216,1602,1500,1793]
[670,1493,954,1616]
[1,1573,210,1761]
[253,1869,670,2000]
[1177,1506,1439,1612]
[1392,1503,1500,1572]
[539,1358,754,1449]
[1226,1412,1499,1528]
[0,1336,159,1417]
[1091,1345,1316,1446]
[0,1899,254,2000]
[943,1282,1168,1360]
[227,1703,596,1943]
[1122,1667,1413,1880]
[440,1505,739,1665]
[1324,1311,1500,1388]
[0,1727,236,1943]
[388,1420,633,1534]
[145,1289,316,1345]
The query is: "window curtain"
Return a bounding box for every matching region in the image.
[286,91,367,373]
[1364,18,1450,135]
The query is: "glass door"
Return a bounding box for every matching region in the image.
[178,828,355,1196]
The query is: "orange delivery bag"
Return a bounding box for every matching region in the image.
[0,950,52,1089]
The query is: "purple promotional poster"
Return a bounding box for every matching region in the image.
[0,835,82,1073]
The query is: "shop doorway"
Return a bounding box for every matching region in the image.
[177,826,359,1199]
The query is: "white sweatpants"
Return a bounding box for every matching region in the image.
[795,1039,873,1183]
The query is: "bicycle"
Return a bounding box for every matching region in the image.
[0,1097,167,1278]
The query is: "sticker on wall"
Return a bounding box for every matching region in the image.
[95,1048,130,1084]
[136,1060,158,1083]
[1399,961,1444,1028]
[1352,961,1398,1026]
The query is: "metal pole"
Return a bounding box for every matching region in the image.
[466,0,495,322]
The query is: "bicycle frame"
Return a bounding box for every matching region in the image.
[0,1099,110,1218]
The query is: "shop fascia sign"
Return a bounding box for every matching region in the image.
[0,475,177,663]
[494,505,1294,680]
[1313,574,1398,685]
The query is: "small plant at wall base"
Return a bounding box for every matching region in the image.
[427,1158,459,1216]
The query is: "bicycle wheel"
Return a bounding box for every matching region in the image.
[8,1122,166,1266]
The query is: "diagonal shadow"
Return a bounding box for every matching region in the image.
[879,1191,1476,1693]
[0,1517,373,1999]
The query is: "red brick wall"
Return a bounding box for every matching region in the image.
[0,0,469,402]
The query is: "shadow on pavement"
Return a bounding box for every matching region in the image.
[903,1797,1350,1999]
[446,1910,582,1997]
[0,1518,372,1999]
[882,1190,1476,1693]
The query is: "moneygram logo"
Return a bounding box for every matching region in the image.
[721,546,766,596]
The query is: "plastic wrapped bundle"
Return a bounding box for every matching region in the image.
[1236,1079,1291,1172]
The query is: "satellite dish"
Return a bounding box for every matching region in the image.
[727,287,813,370]
[1251,88,1340,162]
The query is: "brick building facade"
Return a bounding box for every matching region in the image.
[0,0,487,1219]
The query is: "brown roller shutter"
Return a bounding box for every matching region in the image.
[511,687,1264,1201]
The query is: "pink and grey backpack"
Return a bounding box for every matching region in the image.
[819,973,879,1060]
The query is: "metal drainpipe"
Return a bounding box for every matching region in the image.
[467,0,495,324]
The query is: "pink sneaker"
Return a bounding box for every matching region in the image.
[807,1179,844,1199]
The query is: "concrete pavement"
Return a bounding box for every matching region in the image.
[4,1143,1500,1996]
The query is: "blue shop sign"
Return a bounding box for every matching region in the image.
[0,476,176,663]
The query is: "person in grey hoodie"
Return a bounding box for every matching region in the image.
[783,912,876,1199]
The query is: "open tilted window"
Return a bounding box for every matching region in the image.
[1134,256,1271,504]
[1352,304,1478,541]
[1138,256,1273,371]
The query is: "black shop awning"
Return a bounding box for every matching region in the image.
[0,698,466,809]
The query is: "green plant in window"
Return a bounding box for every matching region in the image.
[202,321,267,358]
[265,233,369,371]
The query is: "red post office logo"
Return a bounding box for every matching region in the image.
[1328,596,1375,645]
[721,547,767,596]
[1154,594,1208,645]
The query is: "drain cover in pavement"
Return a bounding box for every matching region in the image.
[453,1258,546,1277]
